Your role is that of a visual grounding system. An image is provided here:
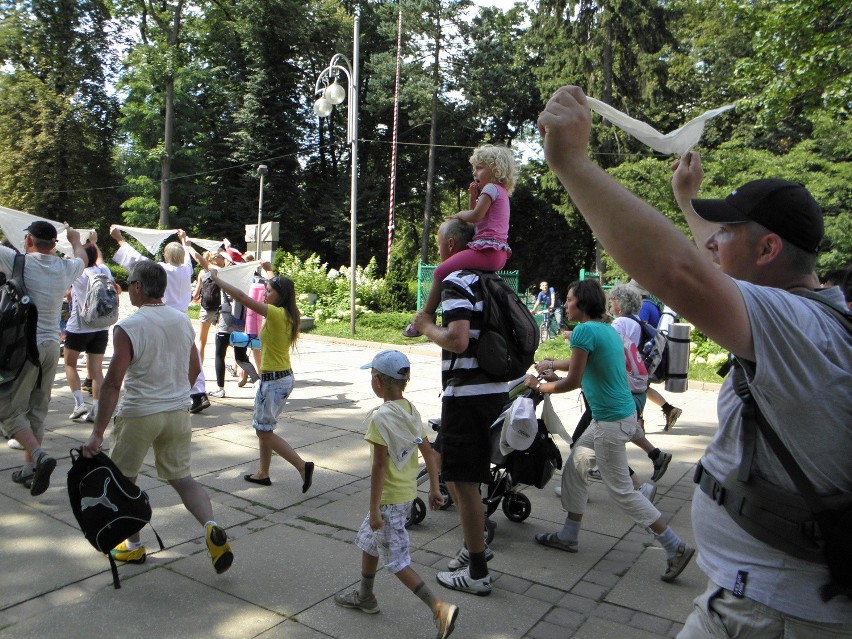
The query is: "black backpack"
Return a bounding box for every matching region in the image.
[67,448,163,588]
[475,271,538,381]
[0,253,40,387]
[200,275,221,311]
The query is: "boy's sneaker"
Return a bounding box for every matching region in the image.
[639,483,657,502]
[30,454,56,496]
[333,590,380,614]
[662,544,695,582]
[436,567,492,596]
[651,452,672,482]
[209,388,225,398]
[206,524,234,574]
[84,411,96,423]
[434,602,459,639]
[664,407,683,431]
[7,438,24,450]
[110,541,147,564]
[69,404,88,420]
[448,545,494,570]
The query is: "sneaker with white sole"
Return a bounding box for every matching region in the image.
[436,567,492,596]
[69,404,88,420]
[84,411,96,423]
[447,545,494,570]
[434,602,459,639]
[662,544,695,582]
[333,589,379,614]
[7,438,24,450]
[208,388,225,398]
[651,451,672,482]
[639,483,657,502]
[664,406,682,431]
[553,484,562,497]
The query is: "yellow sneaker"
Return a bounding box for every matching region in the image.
[206,524,233,574]
[110,541,146,564]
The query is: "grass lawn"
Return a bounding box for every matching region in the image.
[303,314,726,385]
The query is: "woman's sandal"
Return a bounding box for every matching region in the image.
[301,462,314,493]
[244,474,271,486]
[534,532,578,553]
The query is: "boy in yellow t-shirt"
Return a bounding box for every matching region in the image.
[334,350,459,639]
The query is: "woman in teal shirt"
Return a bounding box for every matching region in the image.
[524,279,693,583]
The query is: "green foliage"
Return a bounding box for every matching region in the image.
[273,250,414,323]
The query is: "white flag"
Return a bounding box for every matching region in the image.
[113,225,177,255]
[0,205,94,255]
[586,98,735,156]
[216,260,261,294]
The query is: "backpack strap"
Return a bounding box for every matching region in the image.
[730,358,826,511]
[13,253,42,385]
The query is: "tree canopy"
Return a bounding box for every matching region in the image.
[0,0,848,292]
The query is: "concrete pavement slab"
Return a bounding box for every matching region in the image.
[2,328,722,638]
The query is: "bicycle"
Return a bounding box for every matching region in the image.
[536,308,558,342]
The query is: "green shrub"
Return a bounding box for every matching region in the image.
[109,264,129,288]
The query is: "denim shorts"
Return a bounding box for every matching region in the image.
[252,374,294,431]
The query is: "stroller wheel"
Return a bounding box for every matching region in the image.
[484,517,497,545]
[502,492,532,522]
[406,497,427,528]
[439,484,453,510]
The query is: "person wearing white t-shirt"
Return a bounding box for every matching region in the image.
[65,240,114,423]
[0,221,86,497]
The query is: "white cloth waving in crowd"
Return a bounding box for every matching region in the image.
[0,205,94,255]
[113,224,223,257]
[585,98,735,156]
[215,260,261,297]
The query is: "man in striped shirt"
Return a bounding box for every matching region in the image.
[413,218,509,597]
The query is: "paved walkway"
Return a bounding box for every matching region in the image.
[0,326,720,639]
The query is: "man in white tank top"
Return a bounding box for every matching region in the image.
[81,260,234,574]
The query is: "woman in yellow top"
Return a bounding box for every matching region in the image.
[211,267,314,493]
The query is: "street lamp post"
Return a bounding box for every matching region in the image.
[313,13,359,335]
[256,164,268,259]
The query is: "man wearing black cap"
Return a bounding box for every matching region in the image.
[538,87,851,634]
[0,220,87,496]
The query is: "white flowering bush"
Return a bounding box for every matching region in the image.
[274,251,398,320]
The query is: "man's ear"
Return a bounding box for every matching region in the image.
[756,233,784,265]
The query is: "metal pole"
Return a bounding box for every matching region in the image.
[349,14,360,335]
[256,165,268,260]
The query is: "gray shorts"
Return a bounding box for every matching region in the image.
[199,307,219,324]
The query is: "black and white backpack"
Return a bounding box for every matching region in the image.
[67,448,163,588]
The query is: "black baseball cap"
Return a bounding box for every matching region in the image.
[24,220,58,242]
[691,179,823,254]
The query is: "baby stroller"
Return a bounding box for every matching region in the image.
[407,379,562,543]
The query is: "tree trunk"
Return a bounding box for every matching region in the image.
[159,78,174,228]
[157,0,184,229]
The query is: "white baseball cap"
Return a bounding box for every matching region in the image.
[360,350,411,380]
[503,396,537,452]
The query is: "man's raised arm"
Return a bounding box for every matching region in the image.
[537,86,752,358]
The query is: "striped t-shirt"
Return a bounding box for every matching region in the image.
[440,269,509,398]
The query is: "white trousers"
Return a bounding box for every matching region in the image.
[561,415,660,528]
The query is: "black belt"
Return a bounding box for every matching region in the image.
[260,370,292,381]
